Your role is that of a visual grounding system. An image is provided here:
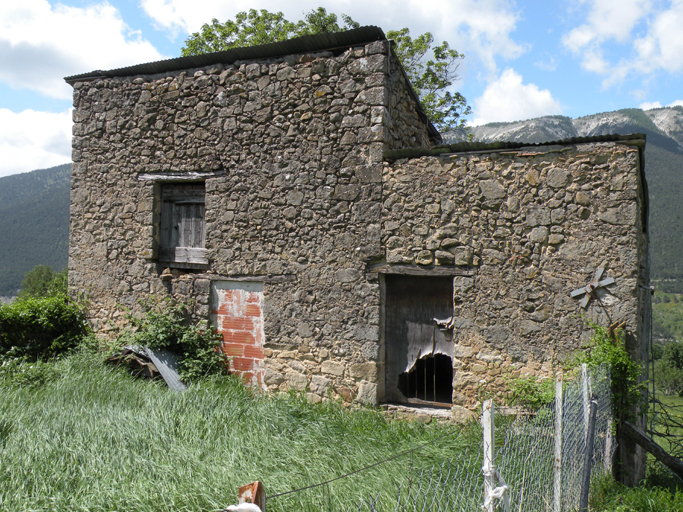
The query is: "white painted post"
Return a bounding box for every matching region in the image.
[604,418,614,475]
[554,373,564,512]
[482,399,495,512]
[582,364,589,438]
[482,400,510,512]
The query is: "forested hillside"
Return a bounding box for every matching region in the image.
[2,108,683,304]
[0,164,70,297]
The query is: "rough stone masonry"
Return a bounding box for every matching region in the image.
[65,27,648,414]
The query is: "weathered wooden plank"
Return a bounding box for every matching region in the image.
[197,203,205,248]
[368,263,475,277]
[171,202,181,248]
[622,422,683,480]
[211,275,297,283]
[160,200,173,249]
[138,171,224,181]
[159,247,208,264]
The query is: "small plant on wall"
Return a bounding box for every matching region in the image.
[506,375,556,410]
[575,322,645,421]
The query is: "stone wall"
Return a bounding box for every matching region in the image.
[68,38,430,401]
[68,35,647,411]
[382,142,648,406]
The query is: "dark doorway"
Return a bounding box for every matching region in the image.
[384,275,454,405]
[398,354,454,403]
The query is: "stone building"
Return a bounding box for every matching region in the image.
[65,27,649,415]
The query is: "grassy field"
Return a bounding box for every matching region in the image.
[4,350,683,511]
[0,350,474,512]
[652,291,683,342]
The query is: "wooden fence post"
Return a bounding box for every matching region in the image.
[482,400,495,512]
[554,373,563,512]
[238,481,266,511]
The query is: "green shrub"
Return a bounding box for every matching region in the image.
[506,375,555,409]
[116,299,227,382]
[590,472,683,511]
[17,265,67,299]
[577,323,645,421]
[0,357,61,388]
[0,294,88,360]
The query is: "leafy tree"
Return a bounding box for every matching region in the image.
[181,8,358,55]
[654,342,683,396]
[386,28,470,131]
[18,265,67,299]
[181,8,470,131]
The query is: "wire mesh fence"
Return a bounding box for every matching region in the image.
[348,454,484,512]
[341,365,614,512]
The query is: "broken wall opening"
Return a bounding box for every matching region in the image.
[384,274,454,405]
[398,354,453,403]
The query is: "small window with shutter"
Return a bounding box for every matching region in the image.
[159,182,207,267]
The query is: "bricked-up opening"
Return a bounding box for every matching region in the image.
[159,182,207,267]
[210,281,265,388]
[384,275,454,405]
[397,354,453,403]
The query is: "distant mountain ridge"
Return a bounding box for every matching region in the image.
[1,108,683,297]
[449,106,683,291]
[452,107,683,148]
[0,163,71,297]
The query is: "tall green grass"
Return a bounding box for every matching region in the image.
[0,351,474,511]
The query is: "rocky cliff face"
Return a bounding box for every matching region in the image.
[452,107,683,150]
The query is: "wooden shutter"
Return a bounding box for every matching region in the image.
[159,183,207,265]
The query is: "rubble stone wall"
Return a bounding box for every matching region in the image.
[382,142,648,407]
[68,39,429,403]
[68,38,646,410]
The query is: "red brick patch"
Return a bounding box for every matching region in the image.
[231,357,254,372]
[213,284,265,389]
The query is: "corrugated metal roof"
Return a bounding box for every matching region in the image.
[63,25,441,143]
[64,26,387,83]
[383,133,646,162]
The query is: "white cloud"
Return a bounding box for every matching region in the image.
[0,108,72,178]
[140,0,524,74]
[563,0,651,52]
[471,68,562,126]
[669,100,683,107]
[0,1,165,99]
[534,56,558,71]
[639,101,663,110]
[562,0,683,85]
[631,0,683,74]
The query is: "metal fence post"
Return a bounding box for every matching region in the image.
[605,417,614,475]
[482,400,510,512]
[579,397,598,512]
[554,373,563,512]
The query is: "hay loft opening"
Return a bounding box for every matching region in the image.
[384,275,454,405]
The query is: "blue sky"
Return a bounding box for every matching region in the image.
[1,0,682,177]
